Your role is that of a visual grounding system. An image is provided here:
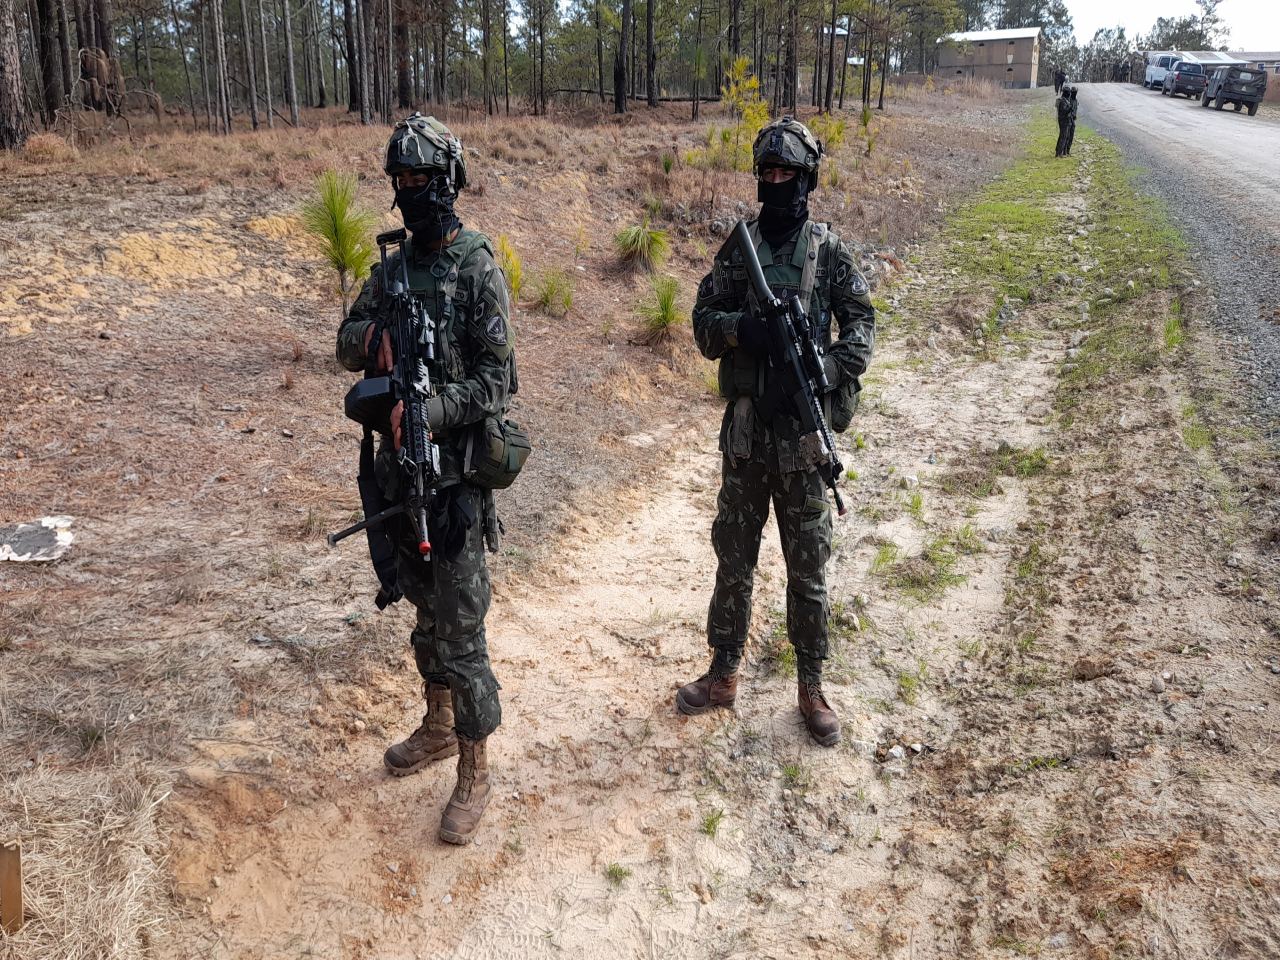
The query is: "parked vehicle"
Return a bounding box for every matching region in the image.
[1144,54,1181,89]
[1202,65,1268,115]
[1161,61,1207,98]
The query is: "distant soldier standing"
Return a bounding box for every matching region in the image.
[676,117,875,746]
[1055,85,1078,157]
[1054,67,1067,94]
[336,115,517,844]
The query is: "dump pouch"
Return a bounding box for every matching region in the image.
[464,416,532,490]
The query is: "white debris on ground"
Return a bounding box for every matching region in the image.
[0,516,74,562]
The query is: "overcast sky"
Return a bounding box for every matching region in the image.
[1065,0,1280,50]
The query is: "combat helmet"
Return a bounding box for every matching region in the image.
[752,116,824,191]
[384,113,468,191]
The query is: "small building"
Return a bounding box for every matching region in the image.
[937,27,1042,89]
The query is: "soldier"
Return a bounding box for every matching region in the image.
[676,117,875,746]
[1054,67,1067,94]
[336,114,515,845]
[1056,85,1078,157]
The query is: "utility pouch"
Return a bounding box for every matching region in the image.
[829,375,862,434]
[464,415,532,490]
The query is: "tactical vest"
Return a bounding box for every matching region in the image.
[385,228,501,402]
[717,220,831,401]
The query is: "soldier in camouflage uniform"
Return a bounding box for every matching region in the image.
[676,117,876,747]
[336,114,515,844]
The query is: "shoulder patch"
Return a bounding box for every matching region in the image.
[485,313,507,346]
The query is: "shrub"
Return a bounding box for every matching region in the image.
[496,234,524,301]
[809,113,848,151]
[661,152,675,175]
[637,275,683,344]
[299,170,377,316]
[614,219,669,272]
[22,133,78,164]
[533,269,573,316]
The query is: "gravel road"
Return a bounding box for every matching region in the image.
[1080,81,1280,427]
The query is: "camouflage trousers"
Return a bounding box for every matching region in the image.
[395,484,501,740]
[706,452,833,684]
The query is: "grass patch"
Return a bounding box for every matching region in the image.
[495,234,524,301]
[533,269,574,317]
[605,863,632,886]
[879,532,972,602]
[897,660,928,705]
[700,809,724,837]
[636,274,683,344]
[614,219,669,272]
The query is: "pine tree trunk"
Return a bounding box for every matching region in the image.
[93,0,112,54]
[823,0,835,112]
[613,0,629,113]
[199,1,213,129]
[141,11,154,88]
[240,0,259,126]
[57,0,73,96]
[501,0,509,113]
[838,13,849,108]
[168,0,198,127]
[0,0,29,148]
[355,0,370,120]
[787,0,797,114]
[256,0,273,125]
[812,17,821,107]
[314,0,326,107]
[644,0,654,107]
[691,0,701,119]
[212,0,232,132]
[480,0,490,114]
[281,0,299,123]
[35,0,63,122]
[593,0,603,103]
[876,26,887,109]
[394,0,408,107]
[342,0,357,108]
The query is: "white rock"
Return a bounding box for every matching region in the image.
[888,744,906,760]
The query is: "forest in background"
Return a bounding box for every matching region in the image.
[0,0,1234,152]
[0,0,1083,151]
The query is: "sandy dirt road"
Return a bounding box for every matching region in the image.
[1080,82,1280,417]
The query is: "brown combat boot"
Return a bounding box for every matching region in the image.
[383,682,459,776]
[675,668,739,715]
[439,736,492,845]
[799,682,841,747]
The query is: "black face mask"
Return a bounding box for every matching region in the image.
[394,176,461,244]
[757,174,810,244]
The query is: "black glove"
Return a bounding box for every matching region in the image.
[735,309,771,358]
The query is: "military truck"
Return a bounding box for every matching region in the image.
[1202,65,1268,115]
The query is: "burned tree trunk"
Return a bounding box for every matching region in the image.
[35,0,64,122]
[613,0,629,113]
[645,0,655,107]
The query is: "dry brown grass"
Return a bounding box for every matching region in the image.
[0,769,169,960]
[19,133,79,165]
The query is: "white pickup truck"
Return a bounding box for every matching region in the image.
[1144,53,1183,89]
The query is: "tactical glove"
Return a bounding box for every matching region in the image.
[735,310,771,359]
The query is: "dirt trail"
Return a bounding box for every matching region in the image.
[173,129,1280,960]
[174,236,1064,960]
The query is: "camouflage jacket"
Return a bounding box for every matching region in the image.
[336,228,514,489]
[693,218,876,473]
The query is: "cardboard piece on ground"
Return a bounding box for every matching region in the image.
[0,516,74,562]
[0,840,21,934]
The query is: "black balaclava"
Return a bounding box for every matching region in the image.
[394,173,462,246]
[757,169,810,247]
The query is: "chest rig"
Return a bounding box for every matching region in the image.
[717,220,830,401]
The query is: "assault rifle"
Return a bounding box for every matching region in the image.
[728,218,847,517]
[328,229,442,605]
